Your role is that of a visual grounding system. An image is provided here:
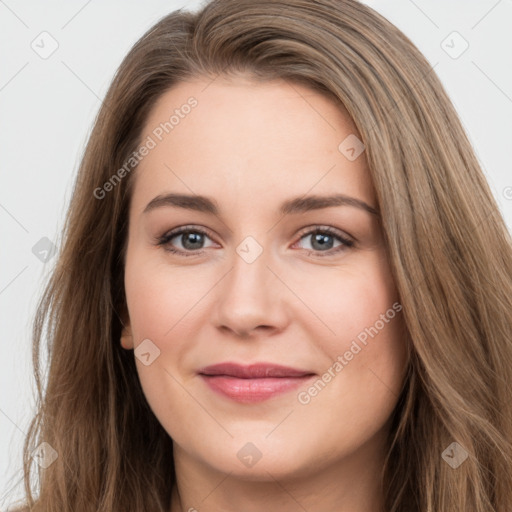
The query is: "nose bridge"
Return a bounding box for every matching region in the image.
[212,234,287,335]
[228,234,273,300]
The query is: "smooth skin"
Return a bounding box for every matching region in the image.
[120,75,409,512]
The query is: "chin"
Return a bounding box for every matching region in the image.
[184,434,321,482]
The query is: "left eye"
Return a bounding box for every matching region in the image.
[156,226,354,257]
[157,228,217,255]
[293,228,354,255]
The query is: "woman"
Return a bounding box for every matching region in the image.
[10,0,512,510]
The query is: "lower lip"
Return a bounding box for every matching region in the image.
[200,375,315,403]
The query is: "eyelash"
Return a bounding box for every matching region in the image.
[155,224,355,258]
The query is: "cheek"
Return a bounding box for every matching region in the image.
[123,256,206,419]
[292,252,407,414]
[291,251,402,358]
[123,251,223,404]
[124,253,211,340]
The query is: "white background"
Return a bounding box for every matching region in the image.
[1,0,511,508]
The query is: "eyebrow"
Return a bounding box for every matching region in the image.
[142,193,379,216]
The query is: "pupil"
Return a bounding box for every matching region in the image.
[312,233,333,251]
[183,232,203,250]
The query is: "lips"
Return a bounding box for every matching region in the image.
[199,362,314,378]
[198,362,316,403]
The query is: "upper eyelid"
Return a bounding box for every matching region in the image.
[163,225,219,243]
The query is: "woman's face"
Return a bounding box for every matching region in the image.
[121,75,408,481]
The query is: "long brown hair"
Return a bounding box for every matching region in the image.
[8,0,512,510]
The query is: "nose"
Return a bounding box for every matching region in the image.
[211,242,289,339]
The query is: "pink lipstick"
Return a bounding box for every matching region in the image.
[198,362,315,403]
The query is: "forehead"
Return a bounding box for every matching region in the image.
[142,76,361,153]
[130,76,374,212]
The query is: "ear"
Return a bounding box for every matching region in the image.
[119,304,134,350]
[120,323,134,350]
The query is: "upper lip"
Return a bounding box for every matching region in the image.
[198,362,315,379]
